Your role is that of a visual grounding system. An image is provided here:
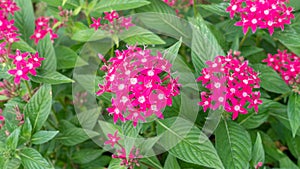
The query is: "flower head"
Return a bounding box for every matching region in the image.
[96,45,180,126]
[104,130,121,148]
[0,108,4,129]
[263,50,300,93]
[30,16,59,44]
[227,0,294,35]
[197,51,262,119]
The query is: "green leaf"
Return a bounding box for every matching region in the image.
[20,118,32,142]
[189,17,225,75]
[14,0,35,45]
[156,117,224,169]
[40,0,79,8]
[108,158,127,169]
[215,119,252,169]
[20,148,51,169]
[273,25,300,56]
[31,131,59,145]
[37,34,57,72]
[280,157,300,169]
[135,0,175,15]
[120,26,165,45]
[24,84,52,132]
[288,93,300,137]
[55,46,87,69]
[252,64,290,94]
[199,3,229,17]
[11,39,36,53]
[6,128,20,150]
[164,39,182,64]
[251,133,265,167]
[71,29,108,42]
[3,158,21,169]
[30,71,74,85]
[93,0,150,12]
[57,127,98,146]
[164,154,180,169]
[72,149,104,164]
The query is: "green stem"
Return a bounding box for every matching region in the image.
[238,29,249,49]
[110,40,114,58]
[273,91,291,102]
[193,0,198,17]
[24,81,32,98]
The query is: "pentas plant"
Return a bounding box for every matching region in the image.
[104,131,142,169]
[31,16,59,44]
[96,45,180,126]
[0,109,4,130]
[226,0,294,35]
[197,51,262,119]
[263,50,300,94]
[8,50,44,84]
[90,10,134,34]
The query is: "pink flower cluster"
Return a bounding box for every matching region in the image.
[263,50,300,86]
[96,45,180,126]
[31,17,59,44]
[197,51,262,119]
[8,50,44,84]
[0,109,4,129]
[226,0,294,35]
[90,11,134,34]
[104,131,142,169]
[0,0,20,62]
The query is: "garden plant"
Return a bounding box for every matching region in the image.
[0,0,300,169]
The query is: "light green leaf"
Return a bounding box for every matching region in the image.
[57,127,99,146]
[55,46,87,69]
[93,0,150,12]
[6,128,20,150]
[24,84,52,132]
[14,0,35,45]
[11,39,36,53]
[164,39,182,64]
[215,119,252,169]
[72,29,108,42]
[37,34,57,72]
[199,3,229,17]
[120,26,165,45]
[164,154,180,169]
[253,64,290,94]
[20,148,51,169]
[135,0,175,15]
[156,117,224,169]
[31,131,59,145]
[251,133,265,167]
[108,158,127,169]
[30,71,74,85]
[3,158,21,169]
[280,157,299,169]
[20,118,32,143]
[288,93,300,137]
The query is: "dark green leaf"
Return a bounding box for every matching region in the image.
[135,0,175,15]
[55,46,87,69]
[57,127,99,146]
[71,29,108,42]
[164,39,182,64]
[288,93,300,137]
[199,3,229,17]
[31,131,59,145]
[93,0,150,12]
[20,118,32,142]
[215,119,252,169]
[72,149,104,164]
[37,34,57,72]
[280,157,299,169]
[251,133,265,167]
[11,39,36,53]
[30,71,74,85]
[164,154,180,169]
[20,148,51,169]
[24,84,52,132]
[14,0,35,45]
[252,64,290,94]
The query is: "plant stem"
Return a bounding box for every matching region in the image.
[193,0,198,17]
[110,40,114,58]
[239,29,249,49]
[24,81,32,98]
[273,91,291,102]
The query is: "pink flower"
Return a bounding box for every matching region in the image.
[104,11,119,22]
[8,49,28,66]
[90,17,101,30]
[30,17,59,44]
[0,108,4,129]
[112,147,142,169]
[226,0,294,35]
[104,130,121,148]
[263,50,300,87]
[8,65,29,84]
[96,45,180,126]
[197,51,262,120]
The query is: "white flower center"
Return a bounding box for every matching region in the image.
[130,78,137,85]
[36,33,41,38]
[234,105,240,111]
[230,88,235,93]
[243,79,248,84]
[147,70,154,76]
[138,96,145,103]
[121,96,128,103]
[218,97,224,102]
[151,105,157,111]
[284,76,289,80]
[214,82,221,88]
[264,10,269,15]
[118,84,125,90]
[267,21,273,26]
[204,74,210,79]
[17,70,23,76]
[115,108,120,114]
[16,55,22,61]
[125,70,130,75]
[251,19,257,24]
[242,92,247,97]
[232,5,237,11]
[158,93,165,100]
[250,6,256,12]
